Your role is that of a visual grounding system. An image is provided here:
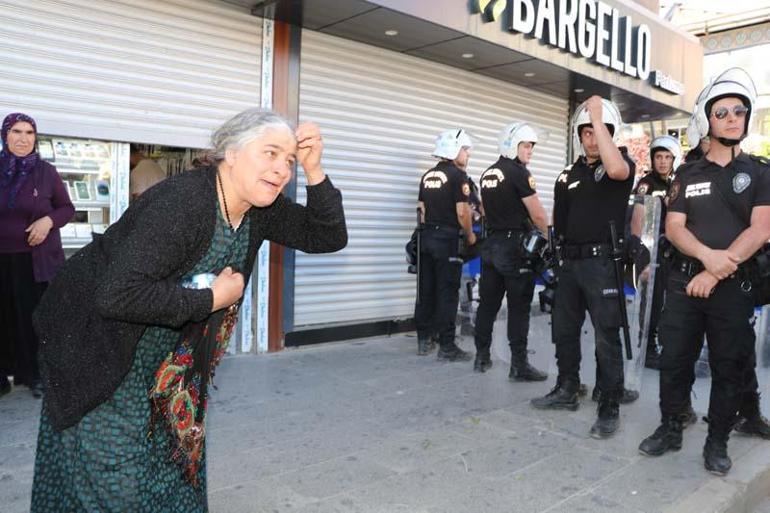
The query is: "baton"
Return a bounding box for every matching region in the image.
[609,220,632,360]
[416,207,422,306]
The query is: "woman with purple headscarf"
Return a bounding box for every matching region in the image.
[0,113,74,398]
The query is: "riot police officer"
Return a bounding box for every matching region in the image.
[415,129,476,361]
[638,68,770,475]
[473,122,549,381]
[634,135,681,369]
[531,96,636,440]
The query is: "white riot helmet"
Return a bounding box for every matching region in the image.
[571,98,623,156]
[649,134,682,172]
[498,122,538,159]
[686,67,757,148]
[432,128,474,160]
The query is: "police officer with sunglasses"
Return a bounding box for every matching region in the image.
[639,68,770,476]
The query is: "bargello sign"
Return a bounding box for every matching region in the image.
[476,0,652,81]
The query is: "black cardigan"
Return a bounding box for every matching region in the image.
[34,166,347,430]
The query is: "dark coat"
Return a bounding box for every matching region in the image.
[0,160,74,282]
[33,166,347,430]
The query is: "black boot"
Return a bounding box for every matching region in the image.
[31,380,43,399]
[509,356,547,382]
[590,398,620,439]
[0,376,10,398]
[639,417,683,456]
[678,404,698,428]
[417,338,430,356]
[734,393,770,439]
[530,379,579,411]
[473,354,492,373]
[437,341,473,362]
[703,435,731,476]
[592,387,639,404]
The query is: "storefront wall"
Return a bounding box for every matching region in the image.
[0,0,262,149]
[293,30,569,329]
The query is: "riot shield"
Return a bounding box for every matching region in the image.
[624,194,662,393]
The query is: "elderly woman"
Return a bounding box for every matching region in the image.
[30,109,347,512]
[0,113,74,398]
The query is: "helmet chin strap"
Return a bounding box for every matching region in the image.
[715,136,742,147]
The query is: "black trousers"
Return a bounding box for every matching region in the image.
[474,233,535,360]
[414,228,462,345]
[658,269,756,437]
[551,257,624,400]
[0,252,47,386]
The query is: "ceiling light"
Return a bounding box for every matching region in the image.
[524,72,536,77]
[462,53,474,59]
[573,88,585,93]
[384,29,398,36]
[640,114,650,119]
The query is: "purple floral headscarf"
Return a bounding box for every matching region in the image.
[1,112,39,208]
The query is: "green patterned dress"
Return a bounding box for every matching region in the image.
[31,210,250,513]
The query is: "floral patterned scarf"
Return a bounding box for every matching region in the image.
[149,304,239,487]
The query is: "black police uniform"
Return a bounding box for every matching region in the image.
[415,160,471,359]
[634,172,671,368]
[532,151,635,432]
[645,153,770,472]
[473,157,547,381]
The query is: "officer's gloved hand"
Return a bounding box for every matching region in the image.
[627,234,650,269]
[405,230,418,266]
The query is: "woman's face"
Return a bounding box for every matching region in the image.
[226,127,296,207]
[6,121,36,157]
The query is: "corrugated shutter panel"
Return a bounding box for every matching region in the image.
[295,30,568,328]
[0,0,261,148]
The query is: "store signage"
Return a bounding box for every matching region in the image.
[650,70,684,95]
[475,0,652,81]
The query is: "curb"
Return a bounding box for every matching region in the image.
[664,439,770,513]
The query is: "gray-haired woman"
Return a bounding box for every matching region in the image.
[30,109,347,512]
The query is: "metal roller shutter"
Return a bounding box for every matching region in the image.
[295,29,568,328]
[0,0,261,148]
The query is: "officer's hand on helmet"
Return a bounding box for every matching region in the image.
[584,96,604,124]
[295,122,325,184]
[700,249,740,280]
[686,271,719,298]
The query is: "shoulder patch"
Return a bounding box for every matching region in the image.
[668,181,680,203]
[462,182,471,196]
[557,171,569,183]
[528,175,537,190]
[637,183,649,195]
[750,154,770,167]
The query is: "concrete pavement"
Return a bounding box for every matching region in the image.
[2,312,770,512]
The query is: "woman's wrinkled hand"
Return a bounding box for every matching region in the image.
[26,216,53,247]
[295,122,325,185]
[211,267,245,311]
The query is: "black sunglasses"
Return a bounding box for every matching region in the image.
[712,105,749,119]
